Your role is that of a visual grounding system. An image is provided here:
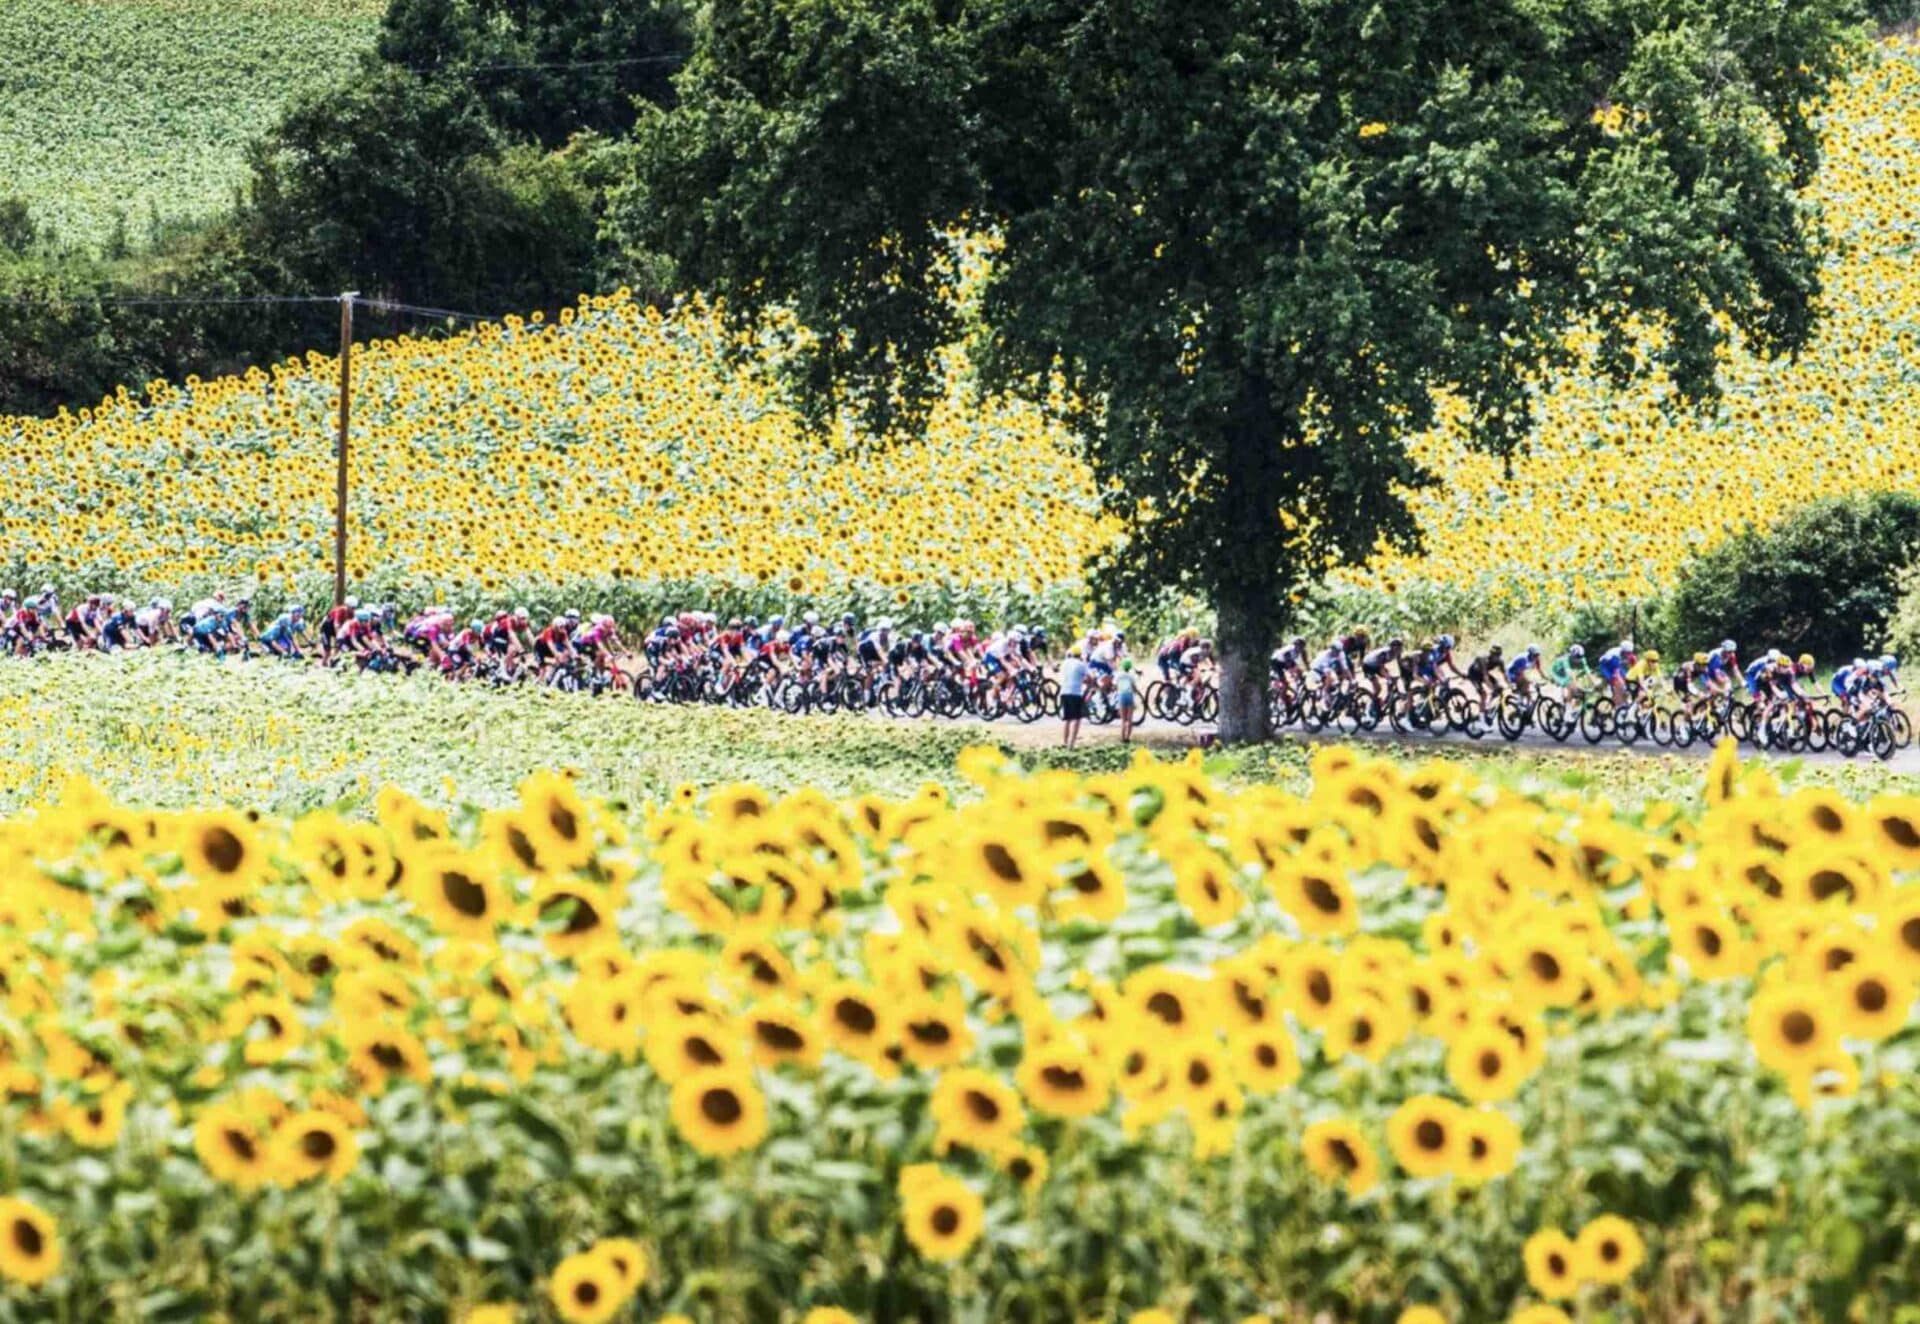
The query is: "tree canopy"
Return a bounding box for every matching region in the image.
[620,0,1861,739]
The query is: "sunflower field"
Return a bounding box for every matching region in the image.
[0,0,383,247]
[1348,38,1920,617]
[2,733,1920,1322]
[0,293,1111,627]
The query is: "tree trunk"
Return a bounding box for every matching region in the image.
[1212,367,1286,745]
[1215,576,1274,744]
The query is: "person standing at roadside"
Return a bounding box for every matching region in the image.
[1116,657,1138,743]
[1060,644,1089,748]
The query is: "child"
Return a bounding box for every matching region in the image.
[1116,657,1138,743]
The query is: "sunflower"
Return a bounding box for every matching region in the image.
[1126,967,1207,1041]
[899,996,975,1069]
[901,1170,985,1261]
[958,827,1047,909]
[175,808,271,890]
[1301,1117,1379,1196]
[719,934,796,995]
[1455,1107,1521,1185]
[1748,981,1837,1074]
[194,1103,275,1190]
[1574,1214,1646,1285]
[273,1109,360,1184]
[221,993,306,1066]
[995,1139,1049,1192]
[1878,886,1920,976]
[1284,945,1343,1029]
[1508,1308,1572,1324]
[549,1248,624,1324]
[1053,855,1127,924]
[818,980,895,1063]
[1386,1094,1463,1179]
[1171,847,1245,927]
[1276,862,1360,937]
[591,1237,649,1295]
[1669,905,1750,981]
[642,1015,744,1083]
[1864,795,1920,870]
[931,1067,1026,1150]
[344,1023,433,1096]
[1016,1041,1110,1118]
[482,807,549,878]
[1229,1026,1301,1093]
[746,999,821,1069]
[59,1081,130,1148]
[1522,1227,1580,1299]
[534,880,616,959]
[669,1067,769,1156]
[1447,1023,1529,1103]
[518,772,597,872]
[1831,955,1912,1040]
[1502,929,1584,1009]
[0,1197,59,1286]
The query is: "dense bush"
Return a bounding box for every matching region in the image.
[1661,493,1920,661]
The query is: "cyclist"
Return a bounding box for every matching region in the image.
[1360,637,1404,708]
[259,605,309,659]
[1309,637,1350,698]
[1506,645,1547,703]
[63,596,102,650]
[134,599,173,646]
[1548,644,1590,697]
[1703,640,1740,699]
[1596,638,1636,703]
[442,619,486,677]
[1625,647,1661,690]
[533,616,576,683]
[98,600,139,652]
[1743,648,1786,731]
[1465,643,1506,715]
[1159,626,1200,681]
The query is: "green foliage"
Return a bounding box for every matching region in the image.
[1662,493,1920,662]
[1879,560,1920,662]
[620,0,1861,740]
[0,0,383,249]
[376,0,689,148]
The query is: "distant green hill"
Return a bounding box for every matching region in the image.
[0,0,383,249]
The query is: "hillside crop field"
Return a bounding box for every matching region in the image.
[5,42,1920,626]
[0,0,382,247]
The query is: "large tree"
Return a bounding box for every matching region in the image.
[620,0,1858,740]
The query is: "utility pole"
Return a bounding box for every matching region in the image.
[333,292,359,608]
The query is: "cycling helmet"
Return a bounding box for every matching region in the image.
[1719,639,1736,654]
[515,609,531,624]
[1389,637,1405,650]
[840,613,856,627]
[290,605,306,617]
[1569,644,1585,659]
[933,621,949,634]
[1526,644,1541,659]
[1489,644,1504,657]
[357,609,379,623]
[38,584,53,597]
[1693,652,1709,666]
[157,599,172,612]
[1882,655,1899,670]
[592,614,612,627]
[1798,653,1814,670]
[1291,636,1306,650]
[564,609,581,622]
[745,616,759,629]
[803,612,818,627]
[1643,649,1660,664]
[1620,638,1635,653]
[727,618,742,629]
[1438,634,1454,650]
[769,615,784,628]
[469,619,484,632]
[662,616,676,628]
[551,617,566,629]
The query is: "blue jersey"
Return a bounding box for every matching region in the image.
[262,613,301,645]
[1743,659,1772,692]
[1506,655,1534,682]
[1705,652,1735,679]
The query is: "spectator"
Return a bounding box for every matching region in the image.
[1060,644,1088,748]
[1116,656,1138,744]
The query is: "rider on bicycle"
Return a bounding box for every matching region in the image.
[1548,644,1589,696]
[260,605,309,659]
[1505,645,1546,702]
[1597,639,1637,703]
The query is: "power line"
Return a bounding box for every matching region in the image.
[388,51,690,77]
[0,294,338,310]
[354,297,499,325]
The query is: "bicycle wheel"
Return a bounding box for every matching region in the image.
[1496,694,1527,741]
[1579,700,1611,744]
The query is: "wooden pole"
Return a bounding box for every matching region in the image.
[333,292,359,607]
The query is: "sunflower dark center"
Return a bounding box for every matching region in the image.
[440,870,488,917]
[1328,1138,1358,1172]
[834,998,877,1035]
[700,1087,743,1125]
[1040,1065,1085,1092]
[1306,971,1333,1006]
[1781,1010,1817,1045]
[11,1219,42,1256]
[1302,877,1342,914]
[548,802,580,842]
[930,1204,961,1235]
[302,1129,338,1160]
[1144,991,1184,1024]
[1414,1119,1446,1151]
[1528,952,1561,982]
[201,827,245,874]
[1856,979,1890,1013]
[982,844,1023,884]
[755,1021,805,1052]
[1696,926,1723,957]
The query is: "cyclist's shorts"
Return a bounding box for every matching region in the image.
[1088,660,1113,677]
[982,654,1004,675]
